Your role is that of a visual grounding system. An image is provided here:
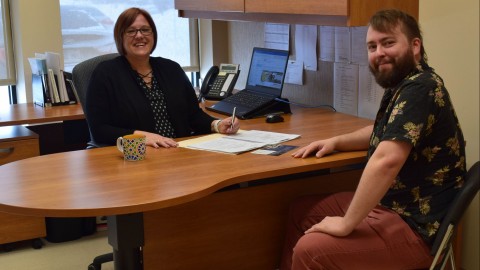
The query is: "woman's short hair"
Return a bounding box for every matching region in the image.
[113,7,158,56]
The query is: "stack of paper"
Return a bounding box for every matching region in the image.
[179,130,300,155]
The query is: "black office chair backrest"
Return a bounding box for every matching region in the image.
[72,53,119,111]
[429,161,479,269]
[71,53,119,148]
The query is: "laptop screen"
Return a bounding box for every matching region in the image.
[245,47,289,97]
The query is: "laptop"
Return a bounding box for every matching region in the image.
[206,47,289,119]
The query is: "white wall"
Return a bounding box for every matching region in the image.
[10,0,63,103]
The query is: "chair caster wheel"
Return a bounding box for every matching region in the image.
[88,263,101,270]
[31,238,44,249]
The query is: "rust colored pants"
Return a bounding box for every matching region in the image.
[279,192,434,270]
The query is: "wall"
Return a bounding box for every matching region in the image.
[419,0,479,269]
[10,0,63,103]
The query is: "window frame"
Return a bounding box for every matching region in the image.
[0,0,16,86]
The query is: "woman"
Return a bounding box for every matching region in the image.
[85,7,239,148]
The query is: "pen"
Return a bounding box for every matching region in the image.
[231,107,236,130]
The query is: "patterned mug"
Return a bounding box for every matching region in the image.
[116,134,147,161]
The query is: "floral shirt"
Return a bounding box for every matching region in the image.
[368,60,466,246]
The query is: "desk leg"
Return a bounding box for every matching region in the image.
[107,213,144,270]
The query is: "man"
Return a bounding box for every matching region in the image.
[280,9,466,270]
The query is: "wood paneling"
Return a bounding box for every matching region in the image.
[245,0,348,15]
[144,169,363,269]
[175,0,244,12]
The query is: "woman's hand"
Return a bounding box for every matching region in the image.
[134,131,178,148]
[214,117,240,134]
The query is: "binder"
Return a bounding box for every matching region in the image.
[32,71,78,107]
[32,73,52,107]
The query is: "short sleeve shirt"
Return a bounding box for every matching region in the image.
[368,61,466,245]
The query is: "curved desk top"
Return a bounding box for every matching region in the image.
[0,108,372,217]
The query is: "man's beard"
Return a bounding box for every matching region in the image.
[369,48,416,89]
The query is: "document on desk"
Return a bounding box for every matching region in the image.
[179,130,300,154]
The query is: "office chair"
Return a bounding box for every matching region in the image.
[71,53,119,149]
[72,53,118,270]
[428,161,479,270]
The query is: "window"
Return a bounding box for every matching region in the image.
[0,0,16,106]
[59,0,199,73]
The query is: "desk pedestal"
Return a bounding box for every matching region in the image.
[143,169,362,269]
[108,214,144,270]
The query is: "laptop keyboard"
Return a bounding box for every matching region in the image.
[225,91,272,109]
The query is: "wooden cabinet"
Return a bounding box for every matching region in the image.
[176,0,419,26]
[0,126,46,246]
[175,0,243,13]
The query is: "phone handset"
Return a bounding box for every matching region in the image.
[199,63,240,102]
[198,66,219,102]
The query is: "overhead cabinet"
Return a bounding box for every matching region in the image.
[175,0,419,26]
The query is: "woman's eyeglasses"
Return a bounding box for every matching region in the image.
[125,28,153,37]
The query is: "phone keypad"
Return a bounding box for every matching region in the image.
[209,76,226,95]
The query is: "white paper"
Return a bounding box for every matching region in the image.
[358,65,384,119]
[319,26,335,62]
[187,137,267,154]
[264,23,290,51]
[351,27,368,65]
[284,60,303,85]
[334,62,358,116]
[226,130,300,145]
[334,27,351,63]
[181,130,300,154]
[295,25,317,71]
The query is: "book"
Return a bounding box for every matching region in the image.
[63,72,79,104]
[58,71,76,104]
[48,69,61,104]
[179,130,300,154]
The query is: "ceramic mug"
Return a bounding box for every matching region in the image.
[116,134,146,161]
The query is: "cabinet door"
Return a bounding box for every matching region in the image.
[175,0,244,12]
[245,0,348,15]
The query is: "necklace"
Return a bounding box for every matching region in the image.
[137,70,153,78]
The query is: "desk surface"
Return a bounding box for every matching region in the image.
[0,107,372,217]
[0,103,84,126]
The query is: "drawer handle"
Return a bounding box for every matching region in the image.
[0,147,14,154]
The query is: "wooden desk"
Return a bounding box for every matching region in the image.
[0,103,84,127]
[0,107,372,269]
[0,103,88,154]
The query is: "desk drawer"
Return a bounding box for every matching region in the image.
[0,139,40,165]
